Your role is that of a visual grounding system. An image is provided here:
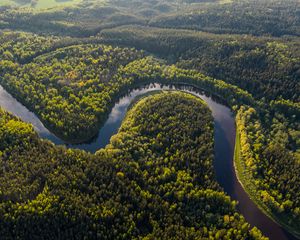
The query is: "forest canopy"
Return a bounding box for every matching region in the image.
[0,0,299,238]
[0,92,266,239]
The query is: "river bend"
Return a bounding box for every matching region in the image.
[0,83,296,240]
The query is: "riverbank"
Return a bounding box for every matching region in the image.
[0,81,297,239]
[234,130,300,239]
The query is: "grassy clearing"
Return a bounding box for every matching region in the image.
[219,0,233,4]
[0,0,16,6]
[35,0,81,9]
[0,0,83,9]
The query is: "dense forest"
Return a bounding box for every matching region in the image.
[0,0,299,239]
[0,92,266,239]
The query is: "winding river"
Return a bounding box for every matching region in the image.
[0,83,296,240]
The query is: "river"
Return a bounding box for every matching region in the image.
[0,83,296,240]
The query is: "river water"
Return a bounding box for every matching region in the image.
[0,83,296,240]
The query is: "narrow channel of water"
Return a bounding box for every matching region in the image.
[0,83,296,240]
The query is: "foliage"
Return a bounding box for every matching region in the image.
[100,25,300,102]
[0,42,145,142]
[150,0,300,37]
[0,0,299,237]
[0,92,266,239]
[236,106,300,233]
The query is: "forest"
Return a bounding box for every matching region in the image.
[0,92,266,239]
[0,0,299,239]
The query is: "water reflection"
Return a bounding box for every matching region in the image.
[0,83,296,240]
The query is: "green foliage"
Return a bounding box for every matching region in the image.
[236,106,300,233]
[0,0,299,236]
[100,25,300,102]
[0,92,266,239]
[1,0,299,37]
[150,0,300,37]
[0,35,256,142]
[0,42,145,142]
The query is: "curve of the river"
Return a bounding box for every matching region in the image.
[0,83,296,240]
